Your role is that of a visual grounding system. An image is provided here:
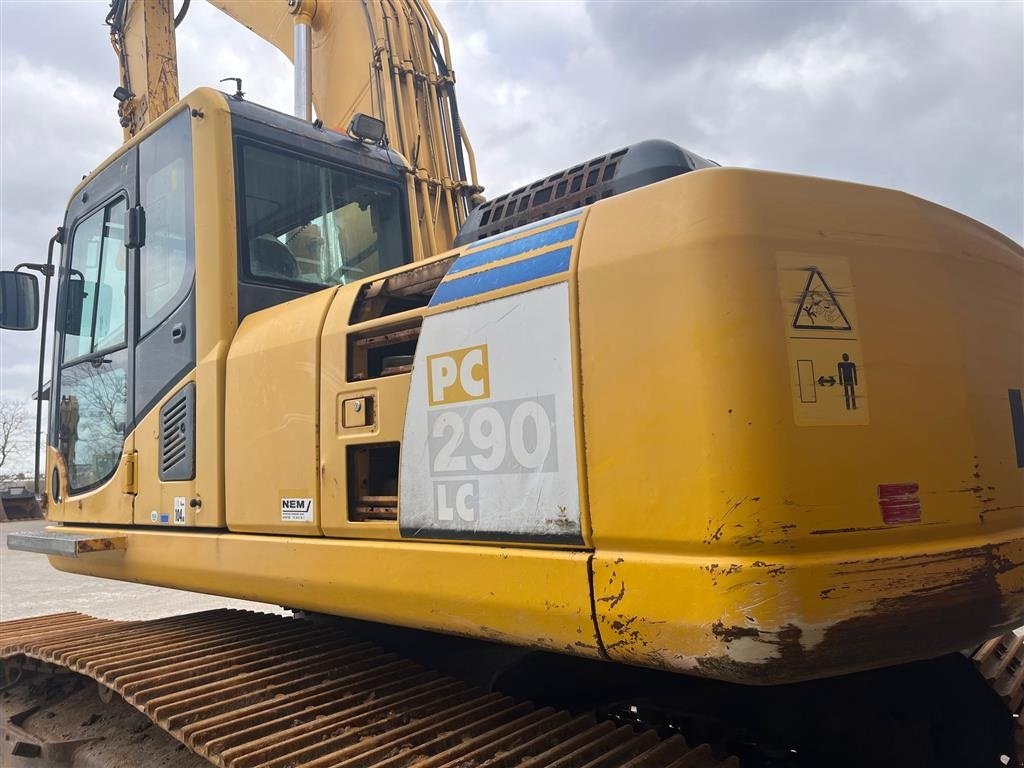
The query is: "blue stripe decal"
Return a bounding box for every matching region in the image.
[430,246,572,306]
[462,208,583,251]
[450,222,578,275]
[1010,388,1024,468]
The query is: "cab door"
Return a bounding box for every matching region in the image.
[131,109,198,527]
[49,152,137,525]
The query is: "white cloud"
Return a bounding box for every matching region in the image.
[0,0,1020,466]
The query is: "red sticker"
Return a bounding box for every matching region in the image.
[878,482,921,525]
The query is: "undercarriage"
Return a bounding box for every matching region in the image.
[1,611,1020,767]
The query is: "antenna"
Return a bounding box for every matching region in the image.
[219,77,244,100]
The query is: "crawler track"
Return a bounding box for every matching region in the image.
[973,630,1024,750]
[0,610,735,768]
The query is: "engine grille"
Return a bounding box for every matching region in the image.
[159,383,195,481]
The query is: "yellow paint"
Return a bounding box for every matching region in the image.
[46,444,134,525]
[133,370,199,527]
[47,525,601,659]
[777,253,868,425]
[319,282,411,542]
[41,108,1024,685]
[577,167,1023,678]
[225,287,339,536]
[114,0,179,139]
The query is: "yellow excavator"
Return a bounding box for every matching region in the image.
[1,1,1022,765]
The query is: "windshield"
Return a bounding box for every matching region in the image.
[239,142,407,287]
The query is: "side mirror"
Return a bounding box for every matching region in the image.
[0,271,39,331]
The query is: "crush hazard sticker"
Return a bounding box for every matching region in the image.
[399,282,582,543]
[777,253,869,426]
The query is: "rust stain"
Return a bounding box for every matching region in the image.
[711,621,761,643]
[597,582,626,609]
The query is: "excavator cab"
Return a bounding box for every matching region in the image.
[32,88,414,528]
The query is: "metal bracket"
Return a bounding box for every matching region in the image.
[6,531,127,558]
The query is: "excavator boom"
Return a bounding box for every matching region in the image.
[108,0,479,259]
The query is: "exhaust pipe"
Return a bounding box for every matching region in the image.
[291,0,313,121]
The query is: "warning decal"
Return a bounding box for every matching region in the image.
[792,268,852,331]
[777,254,869,426]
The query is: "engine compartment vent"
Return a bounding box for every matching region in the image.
[454,139,717,246]
[159,383,195,481]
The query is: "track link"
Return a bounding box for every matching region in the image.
[973,630,1024,753]
[0,610,736,768]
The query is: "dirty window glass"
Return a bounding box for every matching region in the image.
[239,143,407,287]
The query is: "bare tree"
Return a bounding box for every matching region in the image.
[0,398,30,473]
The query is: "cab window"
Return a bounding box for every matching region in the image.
[139,109,194,338]
[238,142,407,288]
[58,196,130,493]
[63,197,128,361]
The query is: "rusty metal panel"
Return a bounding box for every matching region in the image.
[0,610,735,768]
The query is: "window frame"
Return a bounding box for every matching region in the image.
[233,135,412,296]
[137,107,196,343]
[56,189,133,496]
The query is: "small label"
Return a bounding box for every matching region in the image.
[173,496,187,525]
[281,497,314,522]
[159,513,170,524]
[150,510,159,523]
[878,482,921,525]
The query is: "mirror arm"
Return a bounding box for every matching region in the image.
[14,262,55,279]
[28,227,65,497]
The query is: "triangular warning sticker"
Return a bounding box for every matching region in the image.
[792,268,852,330]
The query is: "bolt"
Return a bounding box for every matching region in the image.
[353,401,362,413]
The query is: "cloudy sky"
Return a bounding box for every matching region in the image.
[1,0,1022,468]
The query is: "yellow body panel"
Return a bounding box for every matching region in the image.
[226,288,338,534]
[47,525,601,659]
[319,283,412,540]
[46,443,134,525]
[578,169,1023,681]
[133,371,199,526]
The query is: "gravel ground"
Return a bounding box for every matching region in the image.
[0,519,281,622]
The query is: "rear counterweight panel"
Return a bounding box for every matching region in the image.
[577,168,1024,682]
